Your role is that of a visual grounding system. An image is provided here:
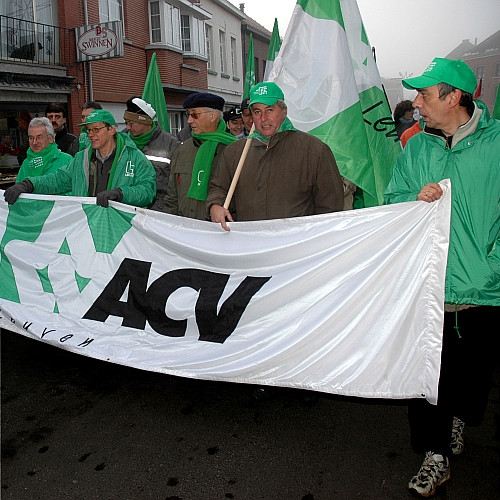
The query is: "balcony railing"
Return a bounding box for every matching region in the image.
[0,15,75,67]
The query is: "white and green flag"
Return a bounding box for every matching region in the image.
[269,0,401,207]
[243,33,255,100]
[263,18,281,81]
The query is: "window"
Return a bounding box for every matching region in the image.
[495,62,500,78]
[150,1,161,43]
[169,112,184,136]
[181,15,191,52]
[254,56,259,82]
[230,37,237,77]
[475,65,486,80]
[181,15,205,56]
[493,85,499,106]
[219,30,226,74]
[149,1,181,48]
[99,0,124,34]
[165,3,181,48]
[205,24,213,69]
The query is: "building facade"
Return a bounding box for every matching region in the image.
[1,0,268,155]
[447,29,500,115]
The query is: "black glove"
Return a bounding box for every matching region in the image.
[4,180,34,205]
[96,188,123,208]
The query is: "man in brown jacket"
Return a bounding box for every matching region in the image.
[207,82,344,230]
[163,92,236,220]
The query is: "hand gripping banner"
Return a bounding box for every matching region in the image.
[0,181,451,403]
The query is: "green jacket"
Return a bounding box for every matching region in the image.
[384,101,500,306]
[30,133,156,208]
[17,146,72,183]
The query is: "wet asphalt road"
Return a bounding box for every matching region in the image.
[1,328,499,500]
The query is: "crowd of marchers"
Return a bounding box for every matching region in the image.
[3,58,500,499]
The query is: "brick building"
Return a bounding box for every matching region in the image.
[0,0,270,156]
[446,29,500,115]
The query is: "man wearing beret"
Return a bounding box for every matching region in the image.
[5,109,156,209]
[124,96,180,211]
[207,81,344,230]
[163,92,237,219]
[384,58,500,497]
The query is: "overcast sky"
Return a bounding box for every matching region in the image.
[228,0,500,78]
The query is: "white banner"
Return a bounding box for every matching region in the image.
[0,181,451,403]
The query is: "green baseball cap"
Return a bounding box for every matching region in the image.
[249,82,285,106]
[78,109,117,126]
[402,58,477,94]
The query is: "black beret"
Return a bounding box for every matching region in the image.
[183,92,225,111]
[241,97,250,110]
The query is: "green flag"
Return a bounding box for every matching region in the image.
[493,86,500,120]
[142,52,170,132]
[269,0,401,207]
[264,18,281,81]
[243,33,255,100]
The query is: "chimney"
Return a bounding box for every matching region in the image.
[240,3,245,12]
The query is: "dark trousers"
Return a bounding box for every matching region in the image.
[408,306,499,456]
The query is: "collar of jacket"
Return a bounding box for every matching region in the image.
[423,102,483,149]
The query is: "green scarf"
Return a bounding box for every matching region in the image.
[188,120,237,201]
[106,132,126,190]
[26,141,58,177]
[248,116,297,143]
[129,123,156,151]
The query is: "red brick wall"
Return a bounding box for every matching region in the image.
[59,0,209,133]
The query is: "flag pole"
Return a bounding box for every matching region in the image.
[223,124,255,209]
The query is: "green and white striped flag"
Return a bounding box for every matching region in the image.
[243,33,256,100]
[269,0,401,207]
[263,18,281,81]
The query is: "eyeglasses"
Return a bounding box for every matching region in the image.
[85,125,107,134]
[185,110,212,119]
[28,135,48,142]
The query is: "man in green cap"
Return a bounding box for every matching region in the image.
[207,81,344,230]
[5,109,156,208]
[384,57,500,498]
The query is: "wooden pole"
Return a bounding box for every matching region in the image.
[223,124,255,209]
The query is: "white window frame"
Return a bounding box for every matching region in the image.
[230,36,237,77]
[205,24,213,69]
[219,29,226,75]
[148,1,181,48]
[99,0,125,35]
[180,15,205,56]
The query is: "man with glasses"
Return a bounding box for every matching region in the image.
[5,109,156,209]
[124,96,180,211]
[163,92,236,220]
[16,117,72,191]
[78,101,103,152]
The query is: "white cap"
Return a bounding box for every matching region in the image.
[132,98,156,119]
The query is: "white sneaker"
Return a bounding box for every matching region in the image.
[408,451,450,497]
[450,417,465,455]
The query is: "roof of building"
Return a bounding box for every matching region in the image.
[447,29,500,60]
